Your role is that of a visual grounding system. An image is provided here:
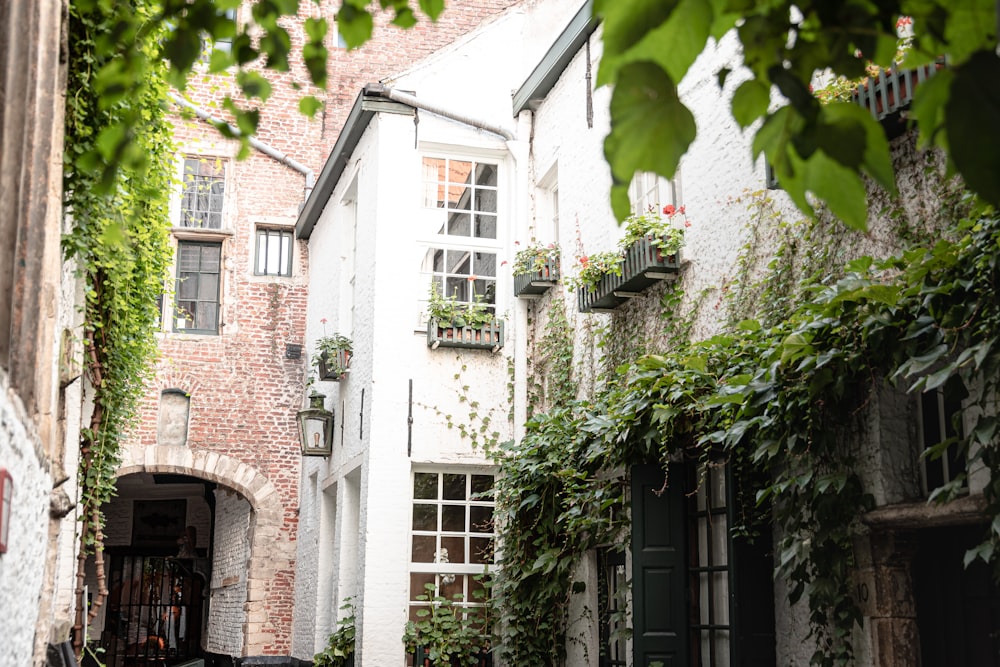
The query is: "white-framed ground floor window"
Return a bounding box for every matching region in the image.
[409,470,495,625]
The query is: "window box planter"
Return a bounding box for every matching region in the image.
[411,646,492,667]
[577,236,681,313]
[427,319,504,352]
[513,257,560,298]
[852,61,943,135]
[318,348,351,381]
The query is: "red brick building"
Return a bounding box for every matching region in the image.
[85,3,521,665]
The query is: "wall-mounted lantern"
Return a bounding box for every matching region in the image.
[297,393,334,457]
[0,468,12,554]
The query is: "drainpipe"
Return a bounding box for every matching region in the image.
[167,92,316,201]
[375,85,516,141]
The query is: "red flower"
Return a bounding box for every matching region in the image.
[678,205,686,215]
[468,274,477,281]
[685,220,692,228]
[662,204,676,216]
[320,318,328,324]
[580,256,590,268]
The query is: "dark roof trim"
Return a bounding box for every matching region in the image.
[511,0,597,116]
[295,84,414,240]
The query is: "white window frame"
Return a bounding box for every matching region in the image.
[416,151,504,327]
[409,469,496,620]
[629,170,679,217]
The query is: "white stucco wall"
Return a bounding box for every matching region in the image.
[295,4,598,663]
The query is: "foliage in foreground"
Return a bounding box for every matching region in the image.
[495,199,1000,665]
[64,0,176,649]
[596,0,1000,228]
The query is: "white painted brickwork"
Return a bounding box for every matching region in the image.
[206,489,251,656]
[0,380,51,667]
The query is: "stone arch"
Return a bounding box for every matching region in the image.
[117,444,291,656]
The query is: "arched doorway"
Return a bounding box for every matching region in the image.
[84,446,288,665]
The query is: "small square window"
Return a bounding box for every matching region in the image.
[255,228,293,277]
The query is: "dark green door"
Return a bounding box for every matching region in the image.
[631,464,688,667]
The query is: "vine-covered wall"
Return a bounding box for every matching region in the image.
[494,21,993,667]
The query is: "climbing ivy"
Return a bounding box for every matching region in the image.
[495,195,1000,665]
[64,1,176,650]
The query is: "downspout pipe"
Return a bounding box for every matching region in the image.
[376,86,515,141]
[168,92,316,201]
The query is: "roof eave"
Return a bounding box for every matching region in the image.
[511,0,598,116]
[295,84,414,239]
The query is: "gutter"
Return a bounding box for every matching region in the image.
[381,87,515,141]
[168,92,316,201]
[295,83,516,240]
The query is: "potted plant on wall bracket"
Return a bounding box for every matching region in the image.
[426,283,504,352]
[571,205,686,313]
[312,320,352,381]
[511,241,560,298]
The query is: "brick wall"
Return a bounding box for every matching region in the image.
[118,1,530,661]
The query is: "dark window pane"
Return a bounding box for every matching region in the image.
[440,535,465,564]
[411,535,436,563]
[410,572,436,602]
[412,504,437,531]
[177,274,199,299]
[414,473,438,499]
[199,273,219,300]
[469,506,493,533]
[441,505,466,532]
[440,573,465,603]
[471,475,494,499]
[442,474,466,500]
[470,537,493,564]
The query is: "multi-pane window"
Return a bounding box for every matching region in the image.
[421,156,500,315]
[175,241,221,334]
[255,228,293,277]
[409,471,495,624]
[688,464,731,667]
[597,547,627,667]
[919,388,967,497]
[423,157,498,239]
[629,171,676,216]
[181,157,226,229]
[425,248,497,309]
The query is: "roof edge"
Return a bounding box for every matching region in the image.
[511,0,597,116]
[295,84,414,240]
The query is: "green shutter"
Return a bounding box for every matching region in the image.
[631,464,688,667]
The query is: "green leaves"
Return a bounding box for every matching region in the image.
[731,79,770,128]
[604,62,696,221]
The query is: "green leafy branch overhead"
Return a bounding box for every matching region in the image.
[596,0,999,230]
[80,0,445,192]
